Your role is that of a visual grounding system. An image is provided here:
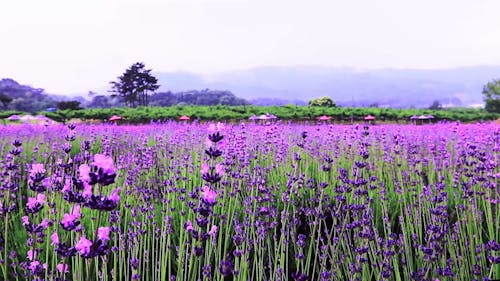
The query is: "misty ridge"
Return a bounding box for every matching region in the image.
[156,65,500,108]
[2,65,500,111]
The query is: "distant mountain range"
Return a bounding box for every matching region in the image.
[154,65,500,108]
[3,65,499,109]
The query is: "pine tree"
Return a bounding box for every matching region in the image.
[109,62,160,107]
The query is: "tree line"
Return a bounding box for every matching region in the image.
[38,105,498,124]
[88,89,249,108]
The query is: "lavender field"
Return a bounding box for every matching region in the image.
[0,122,499,281]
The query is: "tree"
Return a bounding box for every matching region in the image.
[44,110,71,124]
[428,100,442,110]
[10,98,35,112]
[57,101,82,110]
[483,79,500,113]
[110,62,160,108]
[0,93,12,108]
[308,96,336,107]
[88,95,112,108]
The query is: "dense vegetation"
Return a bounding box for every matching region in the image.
[0,123,499,281]
[86,90,249,108]
[0,78,250,113]
[1,73,499,123]
[483,79,500,113]
[38,105,499,124]
[0,79,61,113]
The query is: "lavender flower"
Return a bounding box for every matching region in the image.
[201,186,217,205]
[97,227,111,241]
[56,263,69,274]
[218,259,234,277]
[25,194,45,213]
[75,236,92,256]
[50,232,59,245]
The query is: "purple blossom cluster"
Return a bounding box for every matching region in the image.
[0,121,499,281]
[0,125,123,280]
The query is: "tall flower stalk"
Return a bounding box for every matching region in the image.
[0,121,499,280]
[1,140,22,280]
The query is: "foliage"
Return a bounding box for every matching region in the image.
[57,100,82,110]
[40,105,499,123]
[0,110,22,119]
[42,110,72,124]
[483,79,500,113]
[0,123,499,280]
[87,95,113,108]
[308,96,336,107]
[0,78,57,113]
[147,89,249,107]
[109,62,160,108]
[0,93,13,107]
[428,100,442,110]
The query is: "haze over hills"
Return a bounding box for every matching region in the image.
[155,65,500,108]
[2,65,500,109]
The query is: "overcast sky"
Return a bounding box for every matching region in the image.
[1,0,500,95]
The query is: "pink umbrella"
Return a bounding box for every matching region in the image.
[178,115,190,121]
[109,115,123,121]
[364,115,376,121]
[317,115,332,121]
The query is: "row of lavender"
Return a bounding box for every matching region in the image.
[0,122,499,281]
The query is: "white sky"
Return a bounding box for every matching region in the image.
[1,0,500,95]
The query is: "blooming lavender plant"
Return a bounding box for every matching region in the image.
[0,122,499,280]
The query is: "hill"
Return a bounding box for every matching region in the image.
[155,65,500,108]
[0,78,88,113]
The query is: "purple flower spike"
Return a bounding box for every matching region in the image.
[37,193,46,203]
[88,154,117,186]
[26,196,43,213]
[29,164,45,178]
[39,218,50,229]
[208,123,225,133]
[21,216,29,226]
[28,260,46,274]
[61,208,81,231]
[27,249,36,261]
[201,186,217,205]
[109,188,121,204]
[57,263,69,274]
[184,220,194,232]
[97,227,110,241]
[75,236,92,256]
[79,164,91,182]
[51,232,59,245]
[208,132,224,143]
[55,243,77,258]
[208,225,218,238]
[82,181,93,198]
[218,259,234,277]
[93,154,116,175]
[215,164,225,176]
[60,214,77,230]
[292,271,309,281]
[201,163,209,174]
